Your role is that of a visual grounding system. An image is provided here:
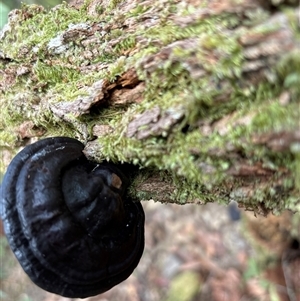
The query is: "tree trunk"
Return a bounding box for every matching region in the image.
[0,0,299,214]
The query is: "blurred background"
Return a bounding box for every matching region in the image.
[1,200,299,301]
[0,1,299,301]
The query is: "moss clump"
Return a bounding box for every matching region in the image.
[1,3,94,60]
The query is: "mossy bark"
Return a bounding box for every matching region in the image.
[0,0,299,214]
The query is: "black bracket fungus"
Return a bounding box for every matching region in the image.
[0,137,145,298]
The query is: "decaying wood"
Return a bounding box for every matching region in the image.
[0,0,299,214]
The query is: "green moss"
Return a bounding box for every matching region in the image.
[0,132,18,149]
[277,50,300,98]
[107,0,123,10]
[283,7,300,39]
[142,19,223,45]
[1,2,94,61]
[113,36,137,55]
[243,7,270,26]
[127,3,150,17]
[251,101,299,132]
[33,61,81,86]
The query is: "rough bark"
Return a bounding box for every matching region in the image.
[0,0,299,214]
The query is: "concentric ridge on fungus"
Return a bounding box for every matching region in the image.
[0,137,145,298]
